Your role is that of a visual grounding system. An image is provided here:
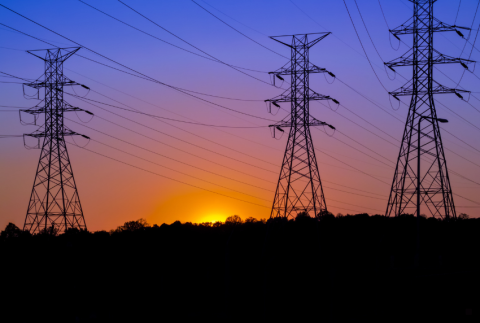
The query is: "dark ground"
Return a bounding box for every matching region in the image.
[1,214,479,322]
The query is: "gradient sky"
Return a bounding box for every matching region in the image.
[1,0,479,231]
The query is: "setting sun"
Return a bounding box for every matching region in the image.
[199,214,227,224]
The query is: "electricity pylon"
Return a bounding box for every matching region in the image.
[385,0,474,219]
[266,33,338,219]
[21,48,92,234]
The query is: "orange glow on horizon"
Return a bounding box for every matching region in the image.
[145,189,259,227]
[198,213,227,224]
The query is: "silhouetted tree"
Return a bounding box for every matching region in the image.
[37,225,60,236]
[295,211,311,220]
[318,210,335,219]
[225,215,242,225]
[0,213,478,323]
[171,220,182,227]
[354,213,369,218]
[0,222,29,239]
[114,218,150,232]
[213,221,223,227]
[62,228,90,239]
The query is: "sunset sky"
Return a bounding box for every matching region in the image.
[1,0,479,231]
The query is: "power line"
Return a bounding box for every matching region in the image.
[199,0,268,37]
[65,62,394,182]
[61,24,423,185]
[455,0,462,25]
[65,92,269,128]
[457,0,480,58]
[315,148,391,186]
[0,135,23,138]
[10,13,477,189]
[78,70,397,178]
[12,2,476,196]
[187,0,480,195]
[189,0,288,59]
[337,68,480,160]
[454,1,480,87]
[337,69,480,169]
[328,198,383,213]
[76,93,386,178]
[79,0,272,81]
[67,70,283,153]
[353,0,386,63]
[72,96,278,172]
[0,70,32,82]
[0,5,274,121]
[288,0,385,66]
[393,99,480,181]
[289,0,477,159]
[322,100,400,145]
[2,2,476,211]
[67,139,271,209]
[89,115,276,183]
[68,126,272,201]
[67,116,386,205]
[288,0,479,156]
[0,11,412,173]
[377,0,391,29]
[324,187,384,200]
[64,65,397,180]
[342,0,390,92]
[454,192,480,206]
[322,180,386,198]
[335,77,403,122]
[116,0,276,80]
[75,140,374,215]
[67,70,393,196]
[64,138,373,214]
[65,75,393,196]
[329,79,480,191]
[331,130,395,166]
[68,89,400,173]
[64,117,275,192]
[435,99,480,133]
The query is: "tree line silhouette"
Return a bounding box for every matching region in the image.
[1,213,478,322]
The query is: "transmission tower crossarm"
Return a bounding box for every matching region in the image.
[389,80,471,97]
[269,32,331,48]
[20,106,92,115]
[385,51,475,69]
[310,90,339,102]
[266,89,338,104]
[269,118,333,129]
[270,63,329,76]
[26,47,80,61]
[390,16,470,36]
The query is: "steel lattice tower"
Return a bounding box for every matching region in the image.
[266,33,338,219]
[385,0,474,219]
[21,48,91,234]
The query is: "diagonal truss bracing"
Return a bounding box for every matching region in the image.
[385,0,474,219]
[266,33,338,219]
[21,48,90,234]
